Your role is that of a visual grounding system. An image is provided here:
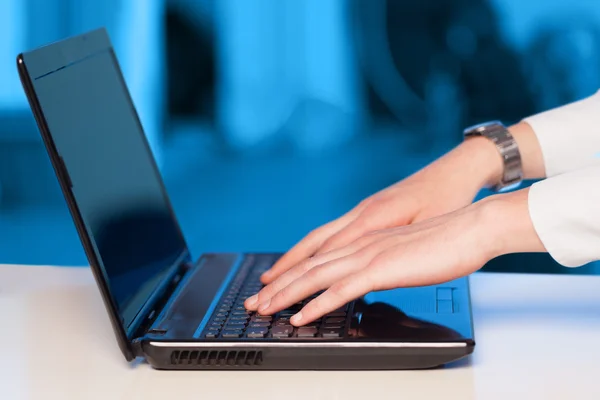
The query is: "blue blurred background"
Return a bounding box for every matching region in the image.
[1,0,599,274]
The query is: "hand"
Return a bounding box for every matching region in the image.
[255,122,543,289]
[256,136,504,288]
[247,189,545,325]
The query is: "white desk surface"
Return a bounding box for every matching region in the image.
[1,264,600,400]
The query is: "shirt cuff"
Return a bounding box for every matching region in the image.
[528,166,600,267]
[522,90,600,178]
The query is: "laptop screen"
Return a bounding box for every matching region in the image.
[23,31,188,331]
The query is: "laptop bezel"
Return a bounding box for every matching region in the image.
[16,28,192,361]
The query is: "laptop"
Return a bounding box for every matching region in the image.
[16,28,475,370]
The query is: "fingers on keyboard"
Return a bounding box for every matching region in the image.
[202,257,349,339]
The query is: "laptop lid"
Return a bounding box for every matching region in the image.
[17,28,190,361]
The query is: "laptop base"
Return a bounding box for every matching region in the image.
[142,341,473,370]
[136,253,475,370]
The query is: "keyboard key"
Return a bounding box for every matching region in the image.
[222,330,243,338]
[248,321,271,328]
[246,327,269,338]
[225,322,247,330]
[232,310,251,316]
[230,314,249,321]
[205,328,220,338]
[303,322,320,328]
[209,321,223,328]
[297,327,318,338]
[251,316,272,322]
[327,311,346,318]
[271,325,294,338]
[321,328,343,338]
[278,311,295,317]
[325,317,345,324]
[229,315,250,322]
[226,316,248,323]
[215,312,228,318]
[229,319,247,325]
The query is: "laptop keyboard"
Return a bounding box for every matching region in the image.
[202,254,352,339]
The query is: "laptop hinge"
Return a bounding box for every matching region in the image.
[129,252,193,342]
[131,337,145,358]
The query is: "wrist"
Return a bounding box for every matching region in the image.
[430,136,503,196]
[415,121,543,197]
[449,121,543,192]
[474,188,546,259]
[456,136,504,188]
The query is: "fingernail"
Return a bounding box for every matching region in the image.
[258,299,271,313]
[291,312,303,325]
[246,294,258,308]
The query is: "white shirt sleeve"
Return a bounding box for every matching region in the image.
[522,90,600,267]
[523,90,600,177]
[528,166,600,267]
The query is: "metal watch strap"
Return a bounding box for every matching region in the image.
[463,121,523,192]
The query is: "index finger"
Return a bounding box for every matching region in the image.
[290,270,376,326]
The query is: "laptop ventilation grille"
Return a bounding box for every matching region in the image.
[170,350,263,367]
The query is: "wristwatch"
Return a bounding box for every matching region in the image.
[463,121,523,192]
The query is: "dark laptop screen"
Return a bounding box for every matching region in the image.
[23,32,188,330]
